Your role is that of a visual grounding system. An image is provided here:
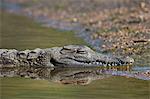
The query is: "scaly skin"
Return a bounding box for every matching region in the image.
[0,45,134,67]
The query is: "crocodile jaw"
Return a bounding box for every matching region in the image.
[51,57,134,67]
[50,45,134,67]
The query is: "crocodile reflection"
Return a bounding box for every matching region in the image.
[50,67,112,85]
[1,66,150,85]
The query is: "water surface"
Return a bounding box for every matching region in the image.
[0,2,150,99]
[1,66,150,99]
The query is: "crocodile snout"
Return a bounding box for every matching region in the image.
[118,56,134,65]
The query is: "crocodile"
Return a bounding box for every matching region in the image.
[0,45,134,67]
[1,45,149,85]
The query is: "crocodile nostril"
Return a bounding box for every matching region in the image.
[129,62,134,65]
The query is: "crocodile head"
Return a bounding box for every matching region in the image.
[50,45,134,67]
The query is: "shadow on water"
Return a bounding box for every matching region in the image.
[1,65,150,85]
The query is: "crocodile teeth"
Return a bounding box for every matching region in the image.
[111,62,115,66]
[114,63,117,66]
[85,60,125,66]
[96,62,99,65]
[99,62,102,65]
[108,63,111,66]
[103,63,107,66]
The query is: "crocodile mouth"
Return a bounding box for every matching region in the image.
[70,59,133,66]
[51,57,134,67]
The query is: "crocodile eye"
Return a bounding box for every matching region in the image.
[60,48,75,54]
[76,50,87,54]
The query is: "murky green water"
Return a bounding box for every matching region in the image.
[1,76,149,99]
[1,66,150,99]
[0,11,150,99]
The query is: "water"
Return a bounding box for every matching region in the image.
[1,1,150,99]
[1,77,149,99]
[1,66,150,99]
[1,1,103,51]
